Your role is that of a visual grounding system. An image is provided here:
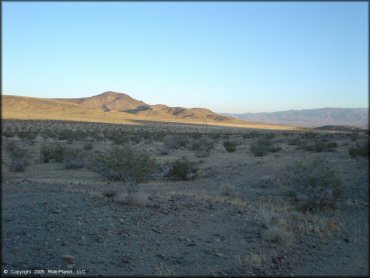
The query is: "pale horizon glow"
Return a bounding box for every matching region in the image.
[3,2,368,113]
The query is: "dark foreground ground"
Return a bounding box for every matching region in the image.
[2,120,369,276]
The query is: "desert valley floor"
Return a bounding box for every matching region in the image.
[1,119,369,276]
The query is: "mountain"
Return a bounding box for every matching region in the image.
[54,91,147,112]
[223,108,369,128]
[2,91,295,129]
[53,91,243,123]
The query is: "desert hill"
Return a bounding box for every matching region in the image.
[54,91,147,112]
[54,91,237,123]
[2,92,295,130]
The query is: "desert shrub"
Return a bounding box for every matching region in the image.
[288,137,301,146]
[298,139,338,152]
[210,133,221,140]
[164,135,189,149]
[242,131,258,139]
[158,147,170,155]
[325,142,338,152]
[103,189,117,199]
[263,133,275,140]
[222,134,230,140]
[91,147,158,182]
[262,227,294,246]
[2,128,16,138]
[219,184,237,198]
[40,144,66,163]
[223,141,237,152]
[83,142,93,151]
[191,133,202,140]
[283,158,342,212]
[129,134,142,144]
[191,138,214,157]
[57,129,76,141]
[63,149,87,169]
[348,140,368,157]
[169,157,199,180]
[350,131,359,142]
[301,132,318,139]
[105,130,130,145]
[40,128,57,139]
[152,132,166,142]
[17,129,38,141]
[114,191,149,207]
[5,141,29,172]
[250,138,281,156]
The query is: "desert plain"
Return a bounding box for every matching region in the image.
[1,117,368,276]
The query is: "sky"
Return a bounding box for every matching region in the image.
[3,2,368,113]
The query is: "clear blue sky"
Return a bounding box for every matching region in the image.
[3,2,368,113]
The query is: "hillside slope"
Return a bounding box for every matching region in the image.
[3,92,294,129]
[54,91,244,123]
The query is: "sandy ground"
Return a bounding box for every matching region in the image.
[1,120,368,276]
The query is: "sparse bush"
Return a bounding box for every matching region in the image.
[114,191,149,207]
[219,184,237,198]
[2,128,16,138]
[63,149,87,169]
[5,141,29,172]
[40,144,66,163]
[242,131,258,139]
[350,131,359,142]
[250,138,281,156]
[223,141,237,152]
[288,137,301,146]
[83,142,93,151]
[262,227,294,246]
[102,189,117,199]
[191,133,202,140]
[169,157,199,180]
[129,134,142,144]
[152,132,166,142]
[164,135,189,149]
[210,133,221,140]
[158,147,170,155]
[325,142,338,152]
[91,147,158,182]
[298,139,338,152]
[257,175,274,188]
[301,131,317,139]
[283,158,342,212]
[40,128,57,139]
[349,140,368,157]
[191,138,214,157]
[58,128,78,141]
[17,129,38,140]
[263,133,275,140]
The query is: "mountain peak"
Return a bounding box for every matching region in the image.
[98,91,129,97]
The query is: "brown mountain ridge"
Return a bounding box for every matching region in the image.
[2,91,297,130]
[54,91,234,122]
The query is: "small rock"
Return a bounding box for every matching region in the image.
[152,228,162,234]
[122,256,131,264]
[156,254,165,259]
[62,255,74,261]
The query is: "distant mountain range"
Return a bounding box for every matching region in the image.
[222,108,369,128]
